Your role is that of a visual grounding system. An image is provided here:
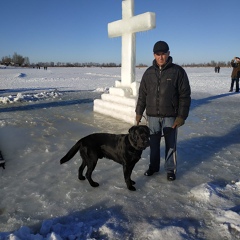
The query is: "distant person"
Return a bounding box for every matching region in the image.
[135,40,191,181]
[229,57,240,92]
[214,66,220,73]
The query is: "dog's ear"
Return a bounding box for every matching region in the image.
[128,126,138,143]
[128,126,137,134]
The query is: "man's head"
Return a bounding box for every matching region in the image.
[153,41,170,67]
[236,57,240,63]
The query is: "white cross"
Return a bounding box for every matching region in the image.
[108,0,156,87]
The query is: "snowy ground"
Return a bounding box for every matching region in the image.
[0,66,239,240]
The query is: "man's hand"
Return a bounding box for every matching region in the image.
[136,115,142,125]
[172,117,185,128]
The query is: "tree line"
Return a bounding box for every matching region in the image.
[1,53,122,68]
[181,60,232,68]
[0,53,232,68]
[1,53,30,66]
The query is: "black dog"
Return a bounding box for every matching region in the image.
[60,125,150,191]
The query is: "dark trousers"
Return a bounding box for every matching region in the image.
[230,78,239,92]
[148,116,178,173]
[149,134,161,172]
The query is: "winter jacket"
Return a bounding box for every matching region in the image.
[231,60,240,78]
[135,57,191,120]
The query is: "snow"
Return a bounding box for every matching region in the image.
[0,66,239,240]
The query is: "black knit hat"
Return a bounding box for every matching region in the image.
[153,41,169,53]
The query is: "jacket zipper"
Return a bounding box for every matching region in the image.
[157,67,162,115]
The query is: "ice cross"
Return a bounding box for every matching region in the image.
[108,0,155,88]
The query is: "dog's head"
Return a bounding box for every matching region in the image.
[128,125,150,150]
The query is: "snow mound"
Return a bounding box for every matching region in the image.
[16,73,27,78]
[189,181,240,238]
[189,180,240,203]
[214,208,240,237]
[189,182,215,202]
[3,217,121,240]
[0,65,7,69]
[0,90,62,103]
[93,87,109,93]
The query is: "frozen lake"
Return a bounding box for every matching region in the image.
[0,66,239,240]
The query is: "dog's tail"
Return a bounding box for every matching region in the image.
[60,140,82,164]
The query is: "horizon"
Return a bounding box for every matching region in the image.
[0,0,240,65]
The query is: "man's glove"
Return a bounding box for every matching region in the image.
[172,117,185,128]
[136,115,142,125]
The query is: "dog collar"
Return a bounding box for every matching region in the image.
[128,135,140,150]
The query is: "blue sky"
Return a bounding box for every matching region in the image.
[0,0,239,65]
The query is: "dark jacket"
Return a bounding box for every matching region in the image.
[231,60,240,79]
[135,57,191,120]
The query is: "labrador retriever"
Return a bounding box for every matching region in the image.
[60,125,150,191]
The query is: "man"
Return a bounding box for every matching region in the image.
[135,40,191,181]
[229,57,240,92]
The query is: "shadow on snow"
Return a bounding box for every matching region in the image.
[0,201,205,240]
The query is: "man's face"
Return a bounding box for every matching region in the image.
[154,51,170,67]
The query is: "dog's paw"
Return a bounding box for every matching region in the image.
[0,163,5,169]
[90,182,100,187]
[131,180,136,185]
[128,185,136,191]
[78,175,86,180]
